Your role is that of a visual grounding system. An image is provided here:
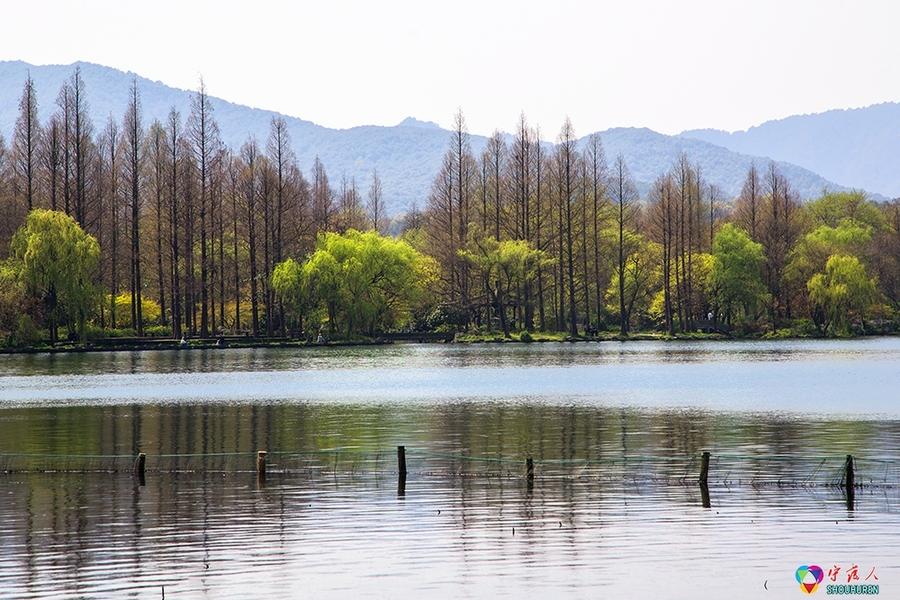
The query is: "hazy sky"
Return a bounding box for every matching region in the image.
[2,0,898,137]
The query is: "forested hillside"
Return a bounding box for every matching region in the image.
[1,69,897,349]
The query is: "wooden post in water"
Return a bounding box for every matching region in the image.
[844,454,855,510]
[257,450,267,484]
[133,452,146,486]
[844,454,854,489]
[397,446,407,497]
[699,451,710,484]
[397,446,407,478]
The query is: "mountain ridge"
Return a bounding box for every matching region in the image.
[0,60,871,214]
[681,102,900,198]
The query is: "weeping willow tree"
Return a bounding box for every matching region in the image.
[807,254,878,335]
[458,231,550,337]
[273,229,438,337]
[8,209,100,342]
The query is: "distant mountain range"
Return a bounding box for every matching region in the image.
[0,60,890,216]
[681,103,900,199]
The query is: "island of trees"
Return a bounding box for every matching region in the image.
[0,70,898,349]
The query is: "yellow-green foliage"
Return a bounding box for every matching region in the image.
[807,254,878,335]
[805,191,887,231]
[108,293,162,328]
[0,262,25,341]
[459,234,550,286]
[458,230,551,334]
[605,235,661,328]
[788,221,873,288]
[8,209,100,340]
[273,229,438,335]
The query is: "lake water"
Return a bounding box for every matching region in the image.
[1,339,899,599]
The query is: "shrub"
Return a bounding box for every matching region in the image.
[107,293,162,328]
[9,315,41,347]
[144,325,173,337]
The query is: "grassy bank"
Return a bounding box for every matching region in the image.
[454,330,732,343]
[0,336,390,355]
[4,328,895,355]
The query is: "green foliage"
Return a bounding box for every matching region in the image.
[459,231,551,336]
[519,330,533,343]
[421,303,469,332]
[807,254,878,335]
[272,257,319,329]
[274,229,438,336]
[709,224,767,322]
[788,197,881,325]
[805,191,886,232]
[460,236,549,285]
[9,315,41,347]
[8,209,100,342]
[0,262,28,345]
[788,221,873,287]
[605,235,661,329]
[399,227,428,254]
[144,325,172,337]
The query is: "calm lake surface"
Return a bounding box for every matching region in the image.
[1,339,899,599]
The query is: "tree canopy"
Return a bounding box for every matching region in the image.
[709,224,767,323]
[807,254,878,335]
[605,235,661,332]
[272,229,437,337]
[8,209,100,342]
[805,191,887,232]
[459,233,550,336]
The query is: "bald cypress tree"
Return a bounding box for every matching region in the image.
[71,68,93,227]
[366,169,386,234]
[241,139,260,337]
[148,120,168,326]
[123,79,144,335]
[12,75,41,211]
[102,117,121,329]
[611,154,638,335]
[555,119,580,336]
[42,116,62,211]
[188,80,220,337]
[166,109,183,339]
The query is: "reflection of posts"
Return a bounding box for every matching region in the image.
[256,450,267,486]
[525,457,535,495]
[844,454,855,511]
[700,482,711,508]
[397,446,407,497]
[698,451,711,507]
[133,452,146,486]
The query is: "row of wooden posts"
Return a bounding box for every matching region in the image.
[131,448,858,508]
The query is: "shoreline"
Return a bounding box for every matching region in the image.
[1,331,895,356]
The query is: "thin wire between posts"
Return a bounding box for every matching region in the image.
[0,450,898,489]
